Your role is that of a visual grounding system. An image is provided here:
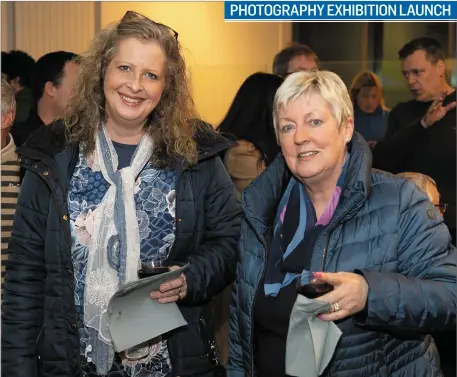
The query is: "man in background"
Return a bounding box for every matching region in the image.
[373,37,456,244]
[272,43,319,78]
[374,37,456,377]
[1,79,20,296]
[1,50,35,125]
[11,50,79,147]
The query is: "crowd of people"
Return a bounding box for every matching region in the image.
[1,11,456,377]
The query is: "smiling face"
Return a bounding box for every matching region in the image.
[103,37,166,130]
[278,93,353,186]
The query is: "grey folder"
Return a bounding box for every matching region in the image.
[107,265,188,352]
[286,294,342,377]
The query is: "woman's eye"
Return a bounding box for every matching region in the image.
[145,72,158,80]
[310,119,322,127]
[280,124,294,133]
[119,65,130,72]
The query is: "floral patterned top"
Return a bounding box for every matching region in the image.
[68,145,176,377]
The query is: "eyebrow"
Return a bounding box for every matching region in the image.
[279,117,295,122]
[279,113,320,122]
[115,60,161,73]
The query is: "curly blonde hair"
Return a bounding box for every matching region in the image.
[65,11,198,168]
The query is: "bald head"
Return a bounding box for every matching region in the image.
[396,172,440,208]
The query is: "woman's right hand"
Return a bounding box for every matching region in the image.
[150,266,187,303]
[314,271,369,322]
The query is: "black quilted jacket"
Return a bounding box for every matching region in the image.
[2,122,241,377]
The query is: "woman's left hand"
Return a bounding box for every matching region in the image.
[150,266,188,304]
[314,272,369,322]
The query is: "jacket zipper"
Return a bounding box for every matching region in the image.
[167,165,192,263]
[320,192,364,271]
[36,323,45,345]
[168,170,182,262]
[320,230,334,271]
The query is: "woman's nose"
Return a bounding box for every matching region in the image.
[127,75,142,92]
[294,124,309,144]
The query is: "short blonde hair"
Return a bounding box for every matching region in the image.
[273,70,353,139]
[1,79,16,115]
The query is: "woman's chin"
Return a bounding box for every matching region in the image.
[293,169,323,183]
[115,111,147,125]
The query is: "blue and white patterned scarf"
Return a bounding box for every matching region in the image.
[83,126,153,374]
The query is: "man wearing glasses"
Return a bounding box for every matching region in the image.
[272,43,319,78]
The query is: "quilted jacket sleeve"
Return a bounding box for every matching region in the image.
[1,171,49,377]
[227,221,247,377]
[184,156,242,304]
[354,179,457,333]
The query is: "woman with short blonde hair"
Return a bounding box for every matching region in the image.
[228,70,456,377]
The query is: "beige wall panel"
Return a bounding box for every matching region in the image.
[14,1,95,59]
[101,2,292,125]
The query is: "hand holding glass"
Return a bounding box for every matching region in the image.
[296,271,333,299]
[138,256,170,279]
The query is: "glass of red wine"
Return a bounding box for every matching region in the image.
[296,270,333,299]
[138,256,169,279]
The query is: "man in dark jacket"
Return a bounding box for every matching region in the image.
[373,37,456,244]
[372,38,456,377]
[1,122,241,377]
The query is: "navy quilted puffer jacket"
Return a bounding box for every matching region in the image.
[228,133,456,377]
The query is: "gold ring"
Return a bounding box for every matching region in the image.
[333,302,340,312]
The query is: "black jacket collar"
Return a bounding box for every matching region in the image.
[17,119,236,190]
[18,119,235,163]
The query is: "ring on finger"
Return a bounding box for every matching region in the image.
[332,302,340,312]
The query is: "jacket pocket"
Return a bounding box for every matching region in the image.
[168,305,215,376]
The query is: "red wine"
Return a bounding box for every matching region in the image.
[138,267,170,279]
[297,282,333,299]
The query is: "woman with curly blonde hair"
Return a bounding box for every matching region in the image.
[349,71,389,148]
[2,11,240,377]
